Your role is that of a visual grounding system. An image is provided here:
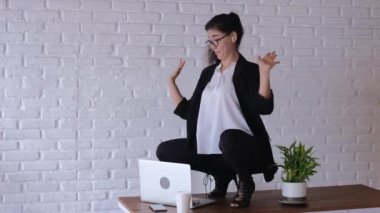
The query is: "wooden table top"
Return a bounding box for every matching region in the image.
[118,184,380,213]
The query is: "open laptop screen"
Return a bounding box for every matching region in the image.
[138,159,192,206]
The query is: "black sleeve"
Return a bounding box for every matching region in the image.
[173,97,189,119]
[173,67,211,120]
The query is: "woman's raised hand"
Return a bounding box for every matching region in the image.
[167,59,186,105]
[257,51,279,99]
[257,51,280,73]
[168,59,186,82]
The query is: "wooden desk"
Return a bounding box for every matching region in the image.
[118,185,380,213]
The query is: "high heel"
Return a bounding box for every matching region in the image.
[230,177,255,208]
[208,174,237,199]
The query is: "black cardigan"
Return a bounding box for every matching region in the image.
[174,54,275,171]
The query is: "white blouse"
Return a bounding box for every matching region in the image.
[196,62,253,154]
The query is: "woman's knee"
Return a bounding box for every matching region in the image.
[219,130,237,153]
[219,129,254,154]
[156,138,188,162]
[156,142,169,161]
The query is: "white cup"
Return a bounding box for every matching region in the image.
[175,191,191,213]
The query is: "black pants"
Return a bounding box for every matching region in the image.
[156,129,263,180]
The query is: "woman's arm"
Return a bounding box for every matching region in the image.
[257,51,280,99]
[167,59,185,106]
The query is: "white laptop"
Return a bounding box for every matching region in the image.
[138,159,216,208]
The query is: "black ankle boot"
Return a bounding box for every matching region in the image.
[208,174,237,199]
[230,176,255,208]
[263,164,278,182]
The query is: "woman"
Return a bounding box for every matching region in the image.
[156,12,279,208]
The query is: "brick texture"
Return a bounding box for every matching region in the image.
[0,0,380,212]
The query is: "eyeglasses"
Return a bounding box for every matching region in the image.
[205,33,230,48]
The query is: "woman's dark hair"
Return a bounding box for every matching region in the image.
[205,12,244,64]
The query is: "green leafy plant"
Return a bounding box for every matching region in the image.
[276,140,320,183]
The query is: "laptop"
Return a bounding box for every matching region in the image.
[138,159,216,208]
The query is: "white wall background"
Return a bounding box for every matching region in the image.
[0,0,380,212]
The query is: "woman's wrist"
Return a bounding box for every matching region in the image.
[259,70,270,82]
[259,68,271,76]
[167,76,176,84]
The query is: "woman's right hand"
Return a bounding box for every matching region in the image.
[168,59,186,82]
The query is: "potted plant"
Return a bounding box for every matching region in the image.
[276,140,320,204]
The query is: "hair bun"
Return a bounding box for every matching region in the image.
[229,12,238,18]
[229,12,240,21]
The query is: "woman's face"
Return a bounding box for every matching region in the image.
[206,28,237,61]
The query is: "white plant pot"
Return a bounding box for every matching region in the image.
[282,182,307,199]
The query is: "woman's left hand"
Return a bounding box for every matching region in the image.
[257,51,280,73]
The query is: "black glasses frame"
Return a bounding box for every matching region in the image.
[205,33,231,48]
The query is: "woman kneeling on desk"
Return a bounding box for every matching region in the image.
[156,12,279,208]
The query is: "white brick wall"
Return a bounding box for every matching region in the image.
[0,0,379,212]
